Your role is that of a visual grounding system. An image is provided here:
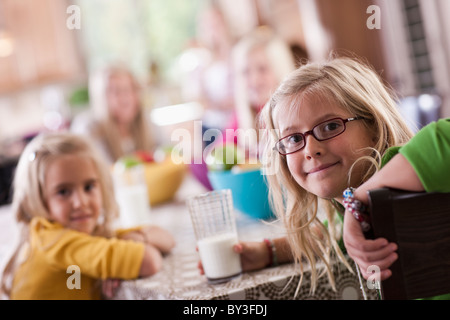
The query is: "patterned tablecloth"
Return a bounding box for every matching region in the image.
[113,176,378,300]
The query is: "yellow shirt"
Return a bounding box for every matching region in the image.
[11,217,145,300]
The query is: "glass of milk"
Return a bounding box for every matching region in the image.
[113,160,151,228]
[187,189,242,284]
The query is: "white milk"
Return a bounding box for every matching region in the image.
[197,232,242,282]
[116,184,151,227]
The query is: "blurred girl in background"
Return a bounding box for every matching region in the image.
[228,26,297,155]
[71,65,156,164]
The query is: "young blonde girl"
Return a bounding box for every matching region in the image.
[71,65,155,164]
[0,133,174,299]
[260,55,415,292]
[200,56,415,294]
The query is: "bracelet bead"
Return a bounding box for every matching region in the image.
[343,187,371,232]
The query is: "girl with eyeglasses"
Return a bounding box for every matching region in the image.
[198,56,450,299]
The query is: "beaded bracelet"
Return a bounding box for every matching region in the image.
[343,187,372,233]
[263,238,278,267]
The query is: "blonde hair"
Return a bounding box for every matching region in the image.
[0,132,119,298]
[260,56,414,293]
[88,65,154,162]
[232,27,296,148]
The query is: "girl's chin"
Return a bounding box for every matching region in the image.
[311,186,343,200]
[69,222,96,234]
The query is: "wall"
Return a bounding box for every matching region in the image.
[0,0,84,146]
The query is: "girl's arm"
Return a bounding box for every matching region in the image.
[102,243,164,298]
[139,225,176,255]
[344,118,450,280]
[139,244,164,277]
[119,225,176,255]
[116,226,174,276]
[34,219,164,281]
[343,153,423,280]
[344,154,424,280]
[353,153,424,202]
[102,237,165,298]
[234,237,293,271]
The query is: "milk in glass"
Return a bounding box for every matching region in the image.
[113,160,151,227]
[115,183,150,227]
[197,232,242,281]
[188,189,242,284]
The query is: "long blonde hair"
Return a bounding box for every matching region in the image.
[260,56,414,293]
[0,132,119,298]
[89,65,154,162]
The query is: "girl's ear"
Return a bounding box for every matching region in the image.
[368,124,378,145]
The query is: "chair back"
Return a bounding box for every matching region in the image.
[368,188,450,300]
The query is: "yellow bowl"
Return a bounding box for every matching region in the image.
[143,159,187,206]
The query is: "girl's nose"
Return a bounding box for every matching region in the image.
[72,189,88,208]
[247,70,260,87]
[303,134,324,159]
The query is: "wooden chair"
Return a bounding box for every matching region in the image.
[367,188,450,300]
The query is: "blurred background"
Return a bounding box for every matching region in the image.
[0,0,449,204]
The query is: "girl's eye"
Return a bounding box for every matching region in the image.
[57,188,70,197]
[323,121,342,132]
[287,134,304,145]
[85,181,97,192]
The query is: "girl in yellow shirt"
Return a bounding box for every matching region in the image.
[0,132,175,299]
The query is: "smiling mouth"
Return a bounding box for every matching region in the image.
[70,214,93,222]
[308,162,339,174]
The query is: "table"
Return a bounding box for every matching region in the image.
[113,174,378,300]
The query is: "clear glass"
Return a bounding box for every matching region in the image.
[113,162,151,228]
[187,189,242,284]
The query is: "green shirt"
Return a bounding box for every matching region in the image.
[399,118,450,192]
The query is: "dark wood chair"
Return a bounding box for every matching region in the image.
[367,188,450,300]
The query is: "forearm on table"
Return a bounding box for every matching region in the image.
[119,227,176,254]
[139,244,163,277]
[141,227,176,254]
[354,153,424,203]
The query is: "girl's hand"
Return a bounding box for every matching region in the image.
[342,153,424,282]
[343,209,398,280]
[139,225,176,254]
[233,241,271,272]
[102,278,122,299]
[121,226,176,255]
[120,230,146,243]
[197,241,270,275]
